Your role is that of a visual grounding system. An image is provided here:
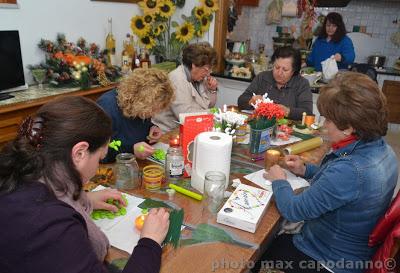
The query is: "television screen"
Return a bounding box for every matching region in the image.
[0,30,27,93]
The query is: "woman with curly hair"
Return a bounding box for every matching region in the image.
[97,68,174,162]
[153,42,218,132]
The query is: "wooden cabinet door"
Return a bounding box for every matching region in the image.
[382,80,400,124]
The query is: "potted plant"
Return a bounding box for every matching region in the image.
[247,95,285,154]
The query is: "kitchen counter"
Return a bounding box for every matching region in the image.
[211,72,253,83]
[376,67,400,77]
[0,84,117,147]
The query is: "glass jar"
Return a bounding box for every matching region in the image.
[204,171,226,214]
[143,165,164,191]
[114,153,140,190]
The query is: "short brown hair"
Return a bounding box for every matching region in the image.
[182,42,217,68]
[317,72,388,141]
[117,68,175,119]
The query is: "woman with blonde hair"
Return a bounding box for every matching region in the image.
[97,68,174,162]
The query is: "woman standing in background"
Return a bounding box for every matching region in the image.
[307,12,355,71]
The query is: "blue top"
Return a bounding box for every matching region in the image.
[0,181,162,273]
[272,138,398,273]
[97,89,153,162]
[306,35,355,71]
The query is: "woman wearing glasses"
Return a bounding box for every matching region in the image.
[153,42,218,132]
[306,12,355,71]
[238,46,313,120]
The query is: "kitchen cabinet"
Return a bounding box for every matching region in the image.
[0,84,116,147]
[382,80,400,124]
[215,76,250,108]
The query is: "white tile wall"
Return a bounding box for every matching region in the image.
[230,0,400,67]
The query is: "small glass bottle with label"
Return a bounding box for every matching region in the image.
[165,136,184,183]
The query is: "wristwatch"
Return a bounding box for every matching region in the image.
[209,88,218,94]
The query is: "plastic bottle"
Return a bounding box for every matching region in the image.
[165,138,184,183]
[114,153,140,190]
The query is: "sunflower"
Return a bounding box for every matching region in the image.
[158,24,166,33]
[143,14,154,24]
[131,15,151,37]
[139,0,160,15]
[153,25,161,36]
[158,0,175,18]
[200,15,211,32]
[201,0,219,13]
[175,21,195,43]
[195,28,204,37]
[194,6,209,19]
[140,35,156,49]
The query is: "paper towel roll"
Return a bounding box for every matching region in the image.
[191,132,233,193]
[284,137,323,155]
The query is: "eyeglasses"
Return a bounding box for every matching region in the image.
[200,65,212,73]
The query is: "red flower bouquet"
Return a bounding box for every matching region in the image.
[248,102,285,130]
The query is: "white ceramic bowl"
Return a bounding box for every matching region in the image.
[302,72,322,85]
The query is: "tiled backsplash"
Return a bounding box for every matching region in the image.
[230,0,400,67]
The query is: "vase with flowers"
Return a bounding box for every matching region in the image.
[247,94,285,154]
[131,0,218,64]
[211,107,247,137]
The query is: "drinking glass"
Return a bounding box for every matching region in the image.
[31,69,46,89]
[204,171,226,214]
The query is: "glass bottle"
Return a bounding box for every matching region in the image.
[121,39,131,74]
[165,137,184,183]
[139,48,151,69]
[106,18,116,67]
[114,153,140,190]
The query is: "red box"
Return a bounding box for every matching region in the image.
[179,114,214,177]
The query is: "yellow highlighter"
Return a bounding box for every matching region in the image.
[168,183,203,201]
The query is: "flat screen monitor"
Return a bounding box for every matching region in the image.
[0,30,28,94]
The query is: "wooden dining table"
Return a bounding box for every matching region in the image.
[101,130,331,273]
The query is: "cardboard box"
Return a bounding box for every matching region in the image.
[179,113,214,177]
[217,183,272,233]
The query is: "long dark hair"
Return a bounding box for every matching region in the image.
[319,12,347,43]
[0,96,112,199]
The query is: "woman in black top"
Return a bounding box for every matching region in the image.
[0,96,169,273]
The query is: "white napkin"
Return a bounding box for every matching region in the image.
[92,185,145,254]
[244,169,309,192]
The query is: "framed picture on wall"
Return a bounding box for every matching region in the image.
[0,0,18,8]
[91,0,140,3]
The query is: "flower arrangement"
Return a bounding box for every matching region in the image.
[29,34,121,87]
[131,0,218,62]
[71,62,90,89]
[212,107,247,136]
[248,94,285,130]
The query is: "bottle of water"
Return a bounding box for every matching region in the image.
[114,153,140,190]
[165,138,184,183]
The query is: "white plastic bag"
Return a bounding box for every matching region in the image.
[321,55,338,81]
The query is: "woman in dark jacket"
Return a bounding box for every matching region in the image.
[0,96,169,273]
